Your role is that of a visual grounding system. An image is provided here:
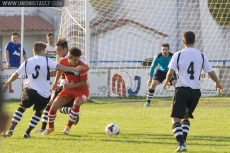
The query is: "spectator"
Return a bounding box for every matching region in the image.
[45,33,56,61]
[5,32,28,68]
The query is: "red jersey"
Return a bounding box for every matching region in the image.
[59,58,88,91]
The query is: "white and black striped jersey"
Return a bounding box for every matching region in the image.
[16,55,58,98]
[168,47,213,89]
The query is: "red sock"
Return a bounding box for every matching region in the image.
[48,110,57,129]
[67,105,80,127]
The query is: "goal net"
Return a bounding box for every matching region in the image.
[59,0,230,98]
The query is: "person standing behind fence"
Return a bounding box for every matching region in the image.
[163,30,223,152]
[45,33,56,61]
[5,32,28,69]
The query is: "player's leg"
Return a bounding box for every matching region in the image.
[35,86,63,133]
[171,87,189,152]
[58,99,80,125]
[63,91,88,135]
[63,98,83,135]
[1,88,34,137]
[181,89,201,144]
[24,95,50,138]
[144,70,164,107]
[42,96,68,135]
[59,99,74,114]
[1,106,27,137]
[181,115,190,143]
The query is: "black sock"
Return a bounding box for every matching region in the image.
[26,111,42,135]
[147,89,155,103]
[41,105,51,130]
[9,107,25,131]
[182,120,190,142]
[173,122,184,146]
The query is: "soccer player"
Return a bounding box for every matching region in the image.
[1,42,85,138]
[144,43,177,107]
[42,47,88,135]
[45,33,56,61]
[34,38,88,133]
[163,31,223,152]
[5,32,28,68]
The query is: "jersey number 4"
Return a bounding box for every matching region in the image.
[32,65,41,79]
[187,62,194,80]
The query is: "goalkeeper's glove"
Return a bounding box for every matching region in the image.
[147,77,153,87]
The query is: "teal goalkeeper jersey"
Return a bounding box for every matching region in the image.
[149,52,174,77]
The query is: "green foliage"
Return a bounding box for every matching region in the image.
[1,99,230,153]
[208,0,230,26]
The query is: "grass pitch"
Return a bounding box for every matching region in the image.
[0,97,230,153]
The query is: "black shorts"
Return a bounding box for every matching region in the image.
[153,70,177,84]
[53,86,74,107]
[171,87,201,119]
[20,88,51,112]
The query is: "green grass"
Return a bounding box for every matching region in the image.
[1,97,230,153]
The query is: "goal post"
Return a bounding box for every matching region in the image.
[58,0,230,97]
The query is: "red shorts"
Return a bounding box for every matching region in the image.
[57,88,89,103]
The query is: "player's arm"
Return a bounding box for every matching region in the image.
[163,53,177,90]
[2,72,19,92]
[208,71,223,93]
[52,71,63,90]
[4,50,9,68]
[50,70,57,77]
[163,68,175,90]
[202,54,223,93]
[63,80,87,89]
[147,56,158,87]
[86,64,89,71]
[23,55,28,60]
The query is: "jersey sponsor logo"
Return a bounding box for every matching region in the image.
[13,51,20,56]
[112,71,141,97]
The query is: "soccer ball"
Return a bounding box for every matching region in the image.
[105,123,120,136]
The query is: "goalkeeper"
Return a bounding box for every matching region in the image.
[144,43,177,107]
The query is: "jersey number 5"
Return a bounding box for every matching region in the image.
[187,62,194,80]
[32,65,41,79]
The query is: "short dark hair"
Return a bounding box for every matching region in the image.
[11,32,19,37]
[56,38,68,50]
[161,43,169,50]
[68,47,82,58]
[183,30,195,45]
[46,32,54,37]
[33,41,47,54]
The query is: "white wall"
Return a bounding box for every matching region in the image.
[96,25,164,67]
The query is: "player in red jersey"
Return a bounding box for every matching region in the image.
[43,47,89,135]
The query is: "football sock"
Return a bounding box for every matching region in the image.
[9,107,25,131]
[61,107,72,114]
[173,122,184,146]
[147,89,155,103]
[182,120,190,142]
[67,105,79,127]
[41,105,51,129]
[48,110,57,129]
[25,111,42,135]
